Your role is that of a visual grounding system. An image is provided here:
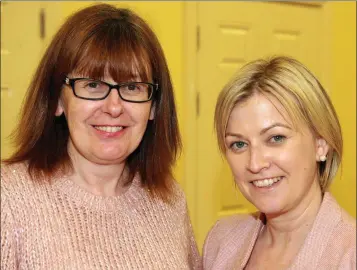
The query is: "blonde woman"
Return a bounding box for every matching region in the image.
[203,56,356,270]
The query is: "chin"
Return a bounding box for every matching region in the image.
[92,151,128,164]
[259,208,284,217]
[97,145,128,156]
[94,157,126,165]
[252,199,285,216]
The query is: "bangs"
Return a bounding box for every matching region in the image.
[71,23,152,83]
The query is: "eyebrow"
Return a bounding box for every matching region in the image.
[225,123,291,138]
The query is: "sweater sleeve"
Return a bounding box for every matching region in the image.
[1,168,18,270]
[184,203,203,270]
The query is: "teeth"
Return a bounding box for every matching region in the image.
[252,177,281,188]
[94,126,123,133]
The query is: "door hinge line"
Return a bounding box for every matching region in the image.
[196,25,200,52]
[196,92,200,117]
[40,8,45,40]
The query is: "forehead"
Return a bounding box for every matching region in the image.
[72,54,151,83]
[70,65,142,81]
[227,93,292,132]
[69,30,152,83]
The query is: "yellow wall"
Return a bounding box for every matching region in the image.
[328,2,356,217]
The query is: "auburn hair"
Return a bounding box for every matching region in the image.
[4,3,181,200]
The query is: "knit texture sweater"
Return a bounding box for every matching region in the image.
[1,162,202,269]
[203,192,356,270]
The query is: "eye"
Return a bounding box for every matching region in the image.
[269,135,286,143]
[77,79,105,91]
[230,141,247,152]
[87,82,100,88]
[127,83,140,91]
[127,84,136,90]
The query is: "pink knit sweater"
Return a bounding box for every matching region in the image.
[1,162,202,269]
[203,192,356,270]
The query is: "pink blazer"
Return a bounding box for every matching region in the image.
[203,192,356,270]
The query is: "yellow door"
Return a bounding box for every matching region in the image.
[195,1,328,249]
[1,2,62,159]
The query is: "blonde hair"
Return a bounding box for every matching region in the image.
[215,56,342,192]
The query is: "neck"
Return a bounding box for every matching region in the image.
[263,180,323,247]
[67,143,129,197]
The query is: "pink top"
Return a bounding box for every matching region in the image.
[203,192,356,270]
[1,162,202,269]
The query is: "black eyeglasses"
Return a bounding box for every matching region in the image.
[64,77,158,103]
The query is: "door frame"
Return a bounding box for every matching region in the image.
[183,2,199,234]
[182,1,333,243]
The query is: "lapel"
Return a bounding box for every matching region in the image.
[289,192,342,269]
[213,193,341,270]
[228,213,265,270]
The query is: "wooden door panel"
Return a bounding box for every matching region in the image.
[195,1,326,249]
[1,2,63,159]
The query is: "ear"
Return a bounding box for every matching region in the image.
[55,98,64,116]
[149,102,156,120]
[315,138,329,162]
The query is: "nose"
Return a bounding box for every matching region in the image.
[247,146,270,173]
[103,88,123,117]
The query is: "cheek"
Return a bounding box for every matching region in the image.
[274,150,295,168]
[276,142,316,171]
[124,104,152,123]
[226,154,245,180]
[66,102,99,122]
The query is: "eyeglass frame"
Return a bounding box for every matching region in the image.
[63,77,159,103]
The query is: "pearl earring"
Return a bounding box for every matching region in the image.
[319,155,327,162]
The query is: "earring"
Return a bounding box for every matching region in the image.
[319,155,327,162]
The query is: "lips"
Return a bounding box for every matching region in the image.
[93,126,123,133]
[251,176,283,188]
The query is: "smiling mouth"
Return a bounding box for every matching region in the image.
[251,176,283,188]
[93,125,124,133]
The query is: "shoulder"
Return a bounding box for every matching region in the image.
[203,213,259,268]
[165,178,188,210]
[1,161,31,195]
[1,162,30,222]
[339,208,356,242]
[335,199,356,250]
[1,161,42,211]
[323,193,356,265]
[339,205,356,231]
[324,192,356,232]
[205,213,259,243]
